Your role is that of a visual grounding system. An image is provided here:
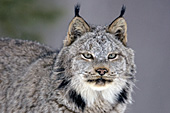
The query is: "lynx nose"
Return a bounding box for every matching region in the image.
[95,68,108,76]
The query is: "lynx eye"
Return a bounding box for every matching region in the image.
[82,53,93,59]
[108,53,118,60]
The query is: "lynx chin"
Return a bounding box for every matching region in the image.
[0,4,136,113]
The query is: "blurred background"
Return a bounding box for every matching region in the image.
[0,0,170,113]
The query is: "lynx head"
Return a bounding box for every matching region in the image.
[55,4,135,109]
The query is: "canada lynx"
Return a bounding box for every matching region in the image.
[0,5,136,113]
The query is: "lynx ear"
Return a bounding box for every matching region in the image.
[107,5,127,46]
[64,4,90,46]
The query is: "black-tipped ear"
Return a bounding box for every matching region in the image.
[75,4,80,17]
[119,5,126,17]
[107,5,127,46]
[64,4,90,46]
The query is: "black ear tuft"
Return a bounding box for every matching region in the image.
[65,4,90,46]
[119,5,126,17]
[75,4,80,17]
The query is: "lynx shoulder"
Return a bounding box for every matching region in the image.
[0,5,136,113]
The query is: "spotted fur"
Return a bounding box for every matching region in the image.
[0,5,136,113]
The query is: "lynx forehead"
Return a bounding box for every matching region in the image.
[73,31,123,53]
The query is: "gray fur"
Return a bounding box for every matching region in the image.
[0,7,136,113]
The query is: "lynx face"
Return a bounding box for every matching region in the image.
[56,5,135,107]
[69,30,129,91]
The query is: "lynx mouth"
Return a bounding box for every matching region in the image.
[87,77,113,86]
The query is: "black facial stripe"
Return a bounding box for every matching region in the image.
[68,89,86,111]
[117,88,128,104]
[57,79,71,89]
[55,68,65,72]
[125,73,135,81]
[55,72,65,80]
